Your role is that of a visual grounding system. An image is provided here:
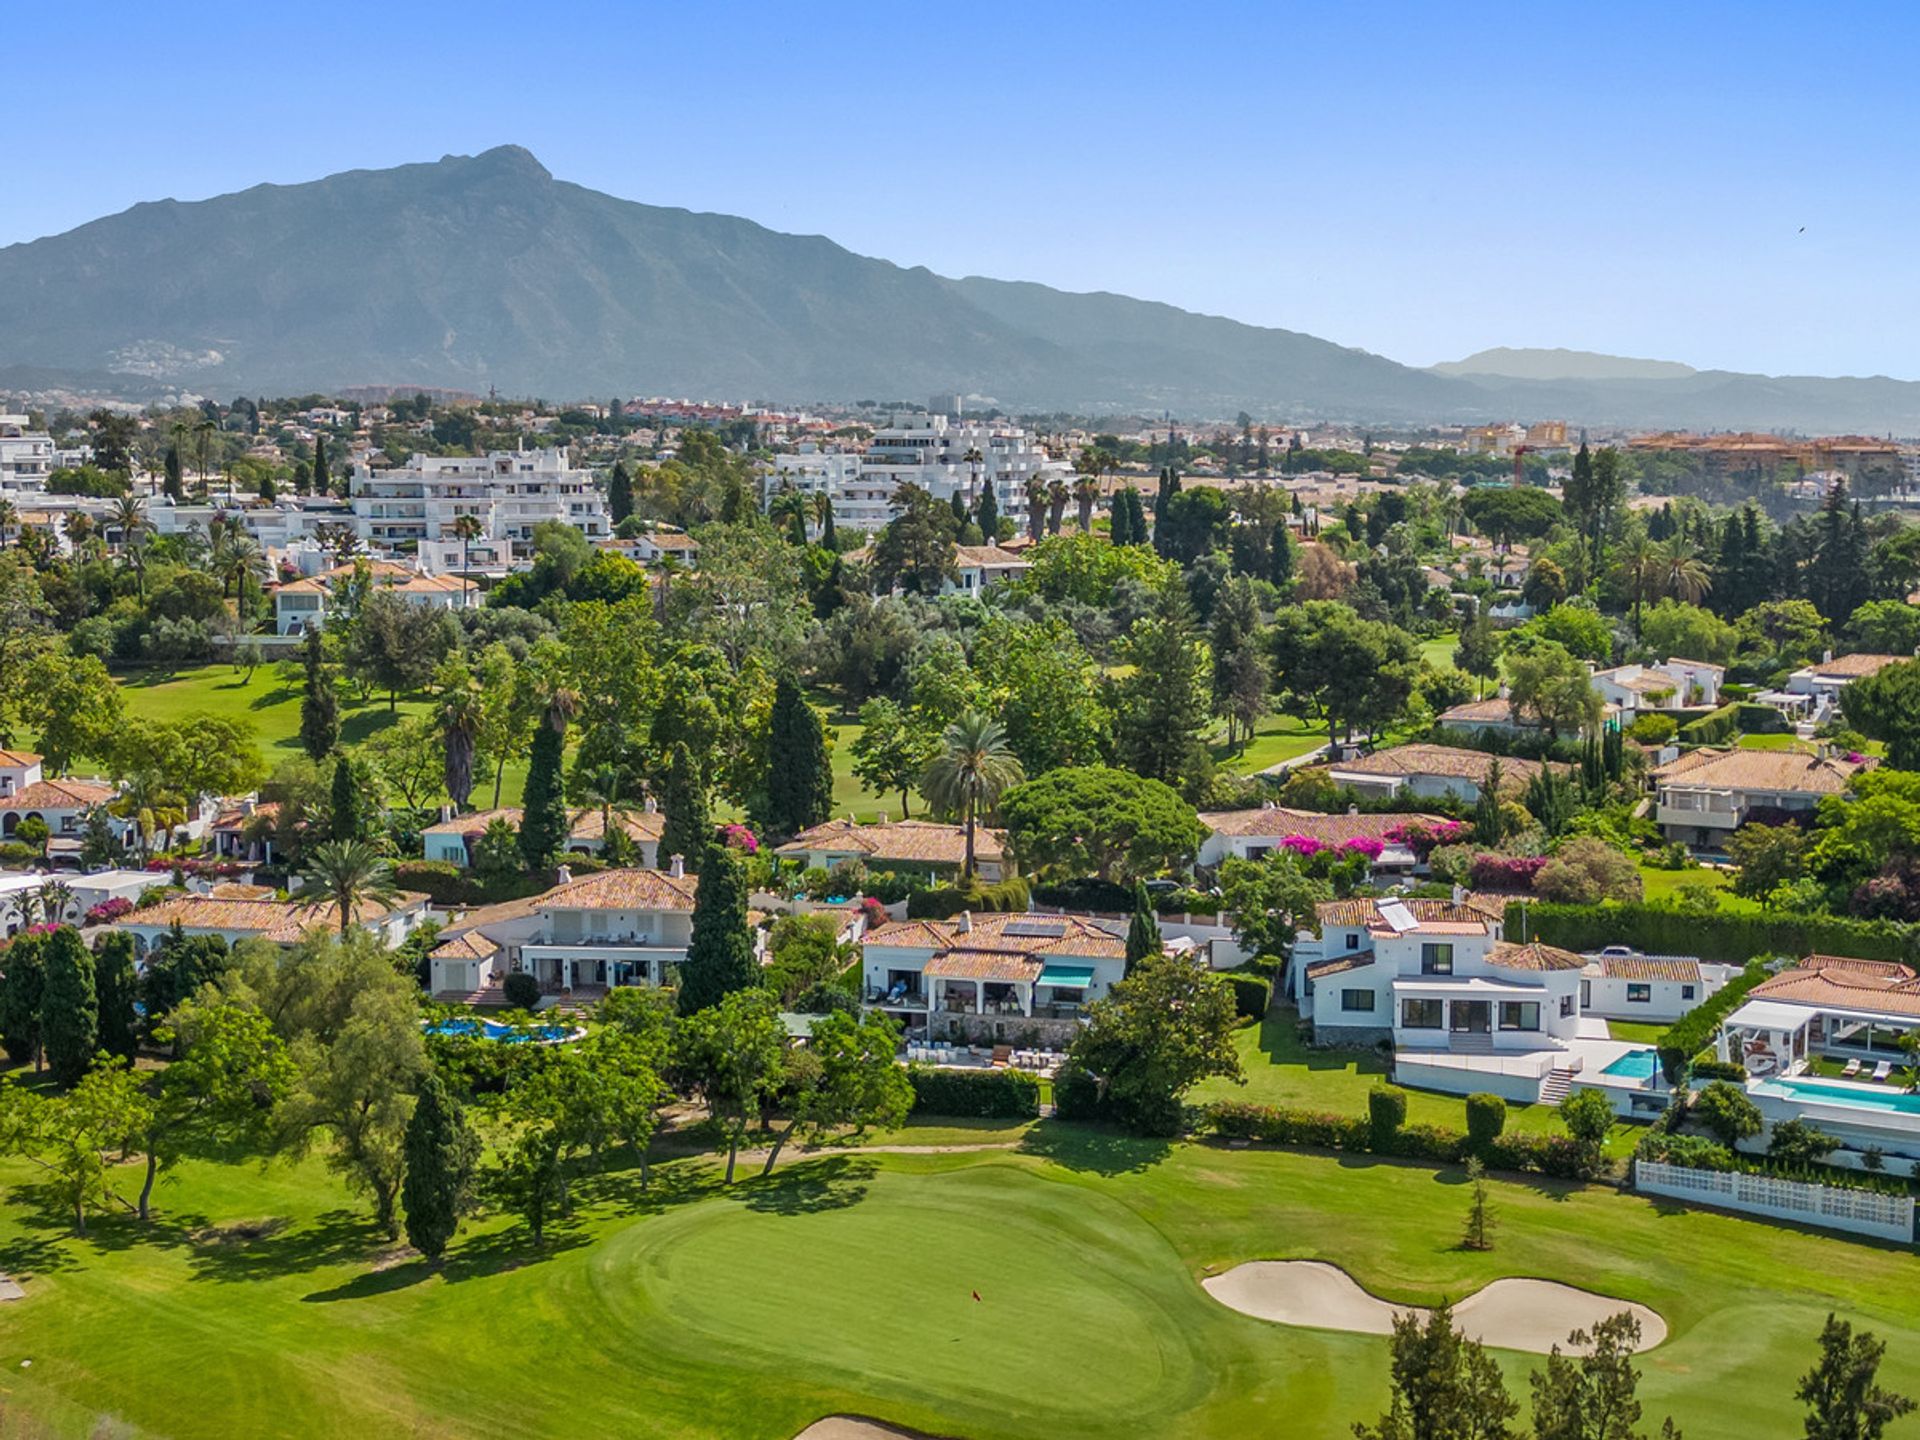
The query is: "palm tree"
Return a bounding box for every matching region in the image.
[1024,477,1047,541]
[302,839,400,939]
[441,682,482,812]
[1657,535,1712,606]
[109,494,147,556]
[1610,531,1661,637]
[961,447,984,507]
[576,761,635,860]
[212,532,266,598]
[451,513,485,609]
[193,417,216,500]
[1073,475,1099,533]
[36,881,75,927]
[1046,479,1070,535]
[0,498,16,548]
[920,711,1025,885]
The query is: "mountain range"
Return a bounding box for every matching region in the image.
[1,146,1916,434]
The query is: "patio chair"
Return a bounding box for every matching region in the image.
[1873,1060,1894,1083]
[1841,1058,1862,1078]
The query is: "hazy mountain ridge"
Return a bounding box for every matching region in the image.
[1431,347,1698,382]
[3,146,1919,431]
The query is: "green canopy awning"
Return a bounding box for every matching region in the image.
[1039,965,1096,988]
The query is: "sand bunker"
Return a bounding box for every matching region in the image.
[796,1418,940,1440]
[1203,1260,1666,1355]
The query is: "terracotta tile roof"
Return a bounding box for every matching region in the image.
[212,801,280,831]
[423,806,664,844]
[1747,957,1920,1018]
[922,950,1045,983]
[206,882,275,901]
[6,778,116,810]
[1197,807,1443,842]
[1808,653,1905,679]
[1314,897,1500,929]
[567,808,665,843]
[1305,952,1375,981]
[113,891,426,941]
[430,931,500,961]
[776,817,1005,866]
[865,911,1125,959]
[1327,744,1545,789]
[1593,955,1701,982]
[1438,697,1536,727]
[952,545,1031,569]
[1486,940,1586,973]
[422,807,523,836]
[0,750,42,768]
[1651,747,1866,795]
[539,867,698,913]
[1378,919,1490,937]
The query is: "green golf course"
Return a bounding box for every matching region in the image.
[0,1126,1916,1439]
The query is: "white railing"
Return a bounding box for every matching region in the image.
[1634,1159,1913,1243]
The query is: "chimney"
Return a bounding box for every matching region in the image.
[439,804,453,824]
[1452,884,1467,904]
[1261,799,1276,811]
[643,795,658,814]
[878,811,888,824]
[1347,804,1360,816]
[555,863,572,886]
[1822,648,1834,664]
[957,910,973,933]
[669,853,685,879]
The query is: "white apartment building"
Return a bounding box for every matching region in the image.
[834,414,1064,533]
[0,416,88,496]
[351,446,608,558]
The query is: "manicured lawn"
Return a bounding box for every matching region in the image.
[823,717,897,823]
[1736,733,1810,752]
[115,663,530,804]
[1419,632,1459,671]
[1636,862,1762,915]
[1604,1019,1669,1046]
[1214,713,1325,775]
[1192,1010,1634,1155]
[3,1124,1919,1437]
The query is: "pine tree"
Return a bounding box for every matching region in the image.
[329,751,367,842]
[608,460,634,524]
[659,742,710,874]
[1124,880,1162,976]
[765,677,832,840]
[974,484,998,542]
[92,931,140,1061]
[40,926,97,1088]
[401,1072,479,1263]
[518,721,568,870]
[677,840,756,1014]
[310,433,329,497]
[299,625,339,760]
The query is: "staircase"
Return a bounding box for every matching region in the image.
[1449,1032,1494,1055]
[1538,1070,1575,1106]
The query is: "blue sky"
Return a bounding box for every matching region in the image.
[11,1,1919,377]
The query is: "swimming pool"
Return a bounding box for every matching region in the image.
[1600,1048,1659,1080]
[1757,1077,1920,1115]
[425,1018,573,1044]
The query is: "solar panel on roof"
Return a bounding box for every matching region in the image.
[1377,900,1418,934]
[1002,919,1067,938]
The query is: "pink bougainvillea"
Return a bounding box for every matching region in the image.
[1339,835,1385,860]
[859,896,891,928]
[84,897,134,925]
[1384,819,1466,860]
[721,823,759,854]
[1279,834,1327,858]
[1467,853,1549,892]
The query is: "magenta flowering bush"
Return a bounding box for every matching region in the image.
[859,896,891,928]
[1339,835,1385,860]
[1384,819,1465,860]
[1467,853,1549,892]
[721,823,759,854]
[1280,833,1327,858]
[84,897,134,925]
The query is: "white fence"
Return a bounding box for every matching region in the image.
[1634,1159,1914,1243]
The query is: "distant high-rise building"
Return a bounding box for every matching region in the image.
[929,393,964,419]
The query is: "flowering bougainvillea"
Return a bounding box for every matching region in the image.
[721,823,759,855]
[1467,853,1549,892]
[1339,835,1385,861]
[83,897,134,925]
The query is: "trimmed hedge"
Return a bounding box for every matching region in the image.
[1520,902,1918,965]
[1656,960,1771,1082]
[907,1064,1041,1119]
[1225,971,1273,1020]
[1466,1092,1507,1149]
[1679,704,1739,746]
[1205,1100,1595,1180]
[394,860,480,906]
[904,877,1031,920]
[1733,702,1792,735]
[1368,1085,1407,1149]
[1689,1058,1747,1083]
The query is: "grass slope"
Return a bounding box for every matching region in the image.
[1,1128,1917,1438]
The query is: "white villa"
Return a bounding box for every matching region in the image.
[860,911,1129,1046]
[1579,949,1737,1022]
[1291,897,1672,1115]
[947,544,1031,594]
[109,890,430,958]
[1785,652,1906,715]
[426,864,701,1003]
[1324,743,1546,805]
[1649,746,1867,847]
[0,750,122,846]
[273,559,473,636]
[1194,803,1443,873]
[420,806,665,870]
[774,817,1008,883]
[1715,956,1920,1165]
[1590,658,1723,722]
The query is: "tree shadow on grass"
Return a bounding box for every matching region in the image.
[1018,1119,1171,1176]
[301,1222,596,1302]
[185,1207,378,1284]
[730,1155,878,1215]
[248,684,299,709]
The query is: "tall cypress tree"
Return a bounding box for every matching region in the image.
[1110,489,1134,545]
[1124,880,1163,976]
[92,930,140,1061]
[608,460,634,524]
[329,751,367,842]
[974,484,998,543]
[676,840,756,1014]
[163,444,185,503]
[820,497,838,549]
[765,677,832,840]
[788,509,809,547]
[401,1071,479,1263]
[518,722,568,870]
[659,742,710,873]
[40,927,97,1088]
[310,433,329,497]
[0,932,46,1071]
[300,625,339,760]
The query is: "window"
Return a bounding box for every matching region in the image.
[1559,994,1576,1018]
[1345,933,1361,951]
[1626,983,1652,1004]
[1341,989,1376,1013]
[1498,1001,1541,1031]
[1420,943,1454,975]
[1401,998,1443,1029]
[1682,985,1696,1001]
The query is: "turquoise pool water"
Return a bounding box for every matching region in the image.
[1600,1048,1659,1080]
[1760,1078,1920,1114]
[426,1018,570,1044]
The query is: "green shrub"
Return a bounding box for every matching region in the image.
[1465,1092,1507,1150]
[1368,1085,1407,1150]
[1693,1080,1764,1146]
[1734,702,1792,735]
[1635,1129,1736,1170]
[903,876,1031,921]
[1225,971,1272,1020]
[1523,902,1913,967]
[1679,704,1739,746]
[1205,1101,1588,1179]
[394,860,481,906]
[1390,1123,1466,1163]
[907,1064,1041,1119]
[502,971,541,1009]
[1205,1101,1370,1150]
[1654,960,1772,1081]
[1050,1062,1104,1121]
[1689,1057,1747,1083]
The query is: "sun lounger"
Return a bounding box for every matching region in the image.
[1873,1060,1893,1082]
[1841,1058,1862,1078]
